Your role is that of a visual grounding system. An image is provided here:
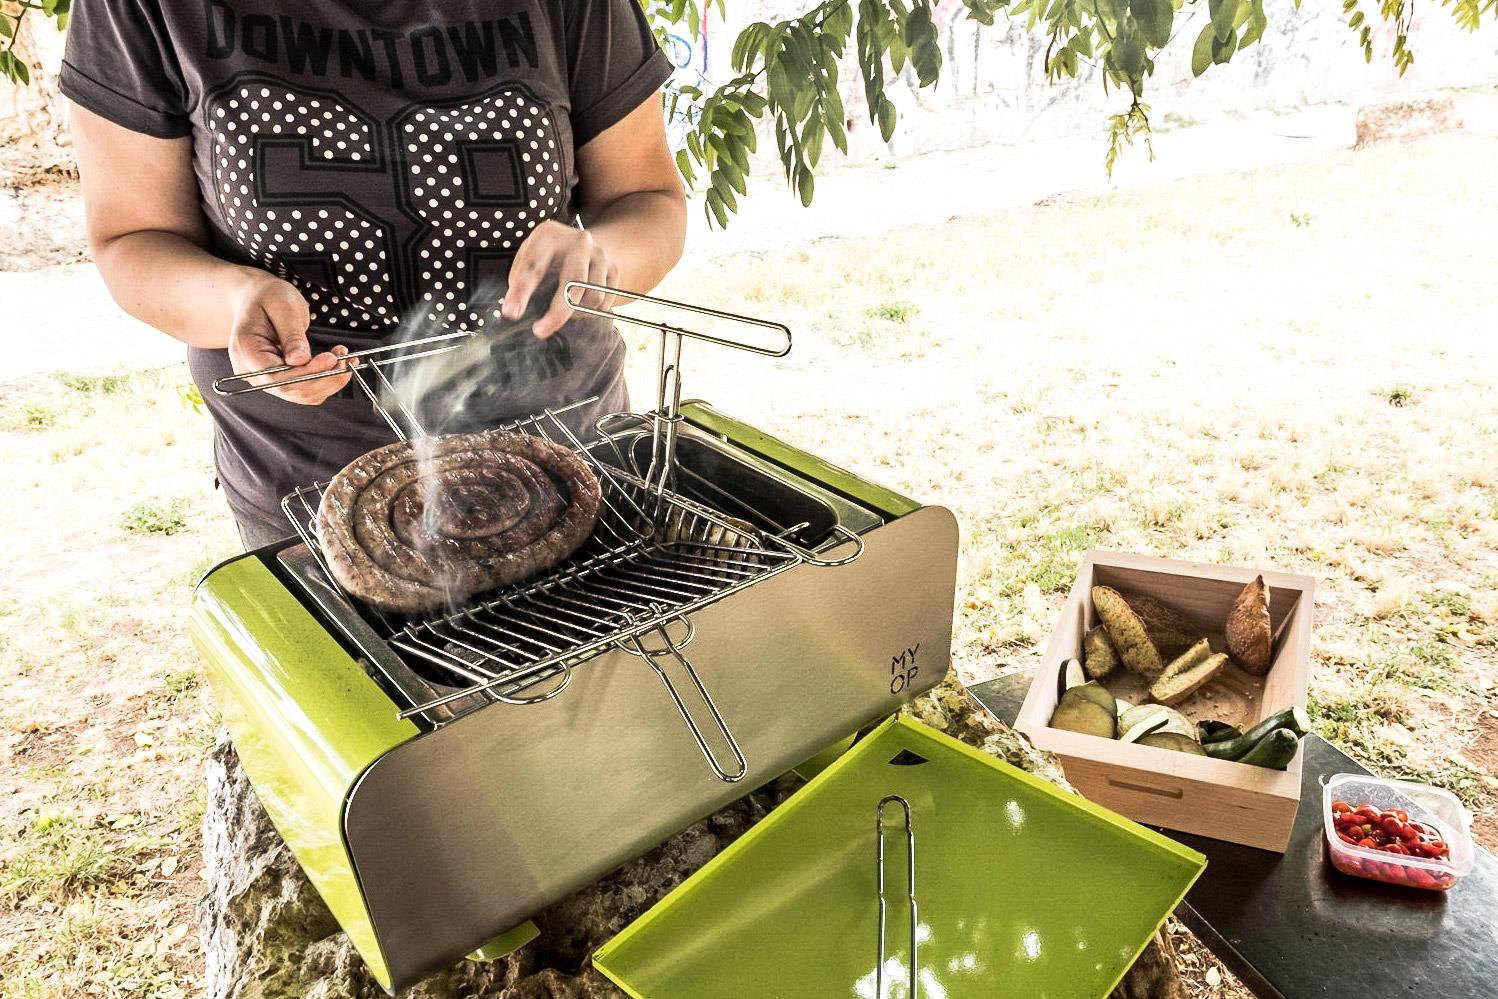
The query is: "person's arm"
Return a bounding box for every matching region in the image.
[70,103,352,404]
[501,95,686,338]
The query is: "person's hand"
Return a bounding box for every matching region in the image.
[501,221,618,339]
[228,272,354,405]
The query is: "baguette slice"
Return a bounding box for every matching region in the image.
[1092,585,1165,678]
[1150,652,1229,706]
[1083,625,1119,679]
[1156,637,1211,684]
[1121,591,1200,660]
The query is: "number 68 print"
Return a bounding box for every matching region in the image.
[206,74,566,333]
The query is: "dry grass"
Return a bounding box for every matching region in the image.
[2,131,1497,995]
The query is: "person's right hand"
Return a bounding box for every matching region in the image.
[228,273,354,405]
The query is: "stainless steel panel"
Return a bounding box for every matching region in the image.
[342,505,958,992]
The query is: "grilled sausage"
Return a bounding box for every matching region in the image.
[317,430,601,614]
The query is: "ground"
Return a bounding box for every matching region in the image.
[3,131,1497,998]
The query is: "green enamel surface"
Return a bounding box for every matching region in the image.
[467,921,541,963]
[792,731,858,782]
[594,715,1205,999]
[681,401,922,519]
[190,555,418,991]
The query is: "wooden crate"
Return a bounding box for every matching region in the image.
[1015,550,1316,852]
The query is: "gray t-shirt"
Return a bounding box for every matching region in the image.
[61,0,671,535]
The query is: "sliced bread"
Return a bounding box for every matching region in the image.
[1150,652,1229,706]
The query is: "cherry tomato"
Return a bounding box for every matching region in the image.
[1331,800,1353,815]
[1358,837,1378,849]
[1389,808,1409,823]
[1338,833,1358,845]
[1355,805,1381,820]
[1380,816,1404,837]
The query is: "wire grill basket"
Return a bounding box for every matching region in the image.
[218,284,863,779]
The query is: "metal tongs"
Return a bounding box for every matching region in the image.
[212,330,473,397]
[209,282,792,502]
[876,795,919,999]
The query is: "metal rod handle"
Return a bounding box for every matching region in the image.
[211,330,472,396]
[619,616,748,783]
[395,660,572,719]
[876,794,918,999]
[563,281,792,357]
[766,524,866,568]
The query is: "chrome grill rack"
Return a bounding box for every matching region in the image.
[279,402,805,726]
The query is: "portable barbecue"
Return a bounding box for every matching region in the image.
[191,285,958,992]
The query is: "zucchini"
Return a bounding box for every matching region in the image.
[1049,699,1116,739]
[1137,732,1208,756]
[1119,716,1169,744]
[1066,682,1118,716]
[1218,706,1311,753]
[1235,727,1301,770]
[1198,720,1243,743]
[1203,715,1309,763]
[1056,658,1087,700]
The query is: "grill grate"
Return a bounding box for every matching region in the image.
[281,400,801,723]
[243,284,865,773]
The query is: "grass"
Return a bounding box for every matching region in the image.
[4,131,1498,996]
[163,666,198,699]
[0,811,131,899]
[14,402,57,430]
[120,499,188,537]
[868,300,918,323]
[55,372,130,395]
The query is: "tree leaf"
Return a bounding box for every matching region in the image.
[795,164,815,207]
[0,15,14,40]
[1191,21,1215,76]
[704,187,728,228]
[801,115,825,168]
[877,97,898,141]
[1209,0,1240,41]
[903,4,942,86]
[1131,0,1173,47]
[1210,25,1238,63]
[1239,0,1268,47]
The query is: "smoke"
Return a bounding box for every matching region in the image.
[375,275,570,610]
[378,275,570,437]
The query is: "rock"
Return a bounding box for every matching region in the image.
[1354,97,1463,148]
[201,675,1186,997]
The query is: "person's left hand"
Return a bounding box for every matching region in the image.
[501,220,619,338]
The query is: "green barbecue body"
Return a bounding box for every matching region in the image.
[189,403,926,992]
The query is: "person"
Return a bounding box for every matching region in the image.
[62,0,687,549]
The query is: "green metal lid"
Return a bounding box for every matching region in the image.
[594,715,1205,998]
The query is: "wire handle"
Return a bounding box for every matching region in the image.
[210,330,472,396]
[564,281,793,505]
[617,614,748,783]
[877,795,918,999]
[562,281,793,357]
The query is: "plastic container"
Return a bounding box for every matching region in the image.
[1322,773,1474,891]
[593,715,1206,999]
